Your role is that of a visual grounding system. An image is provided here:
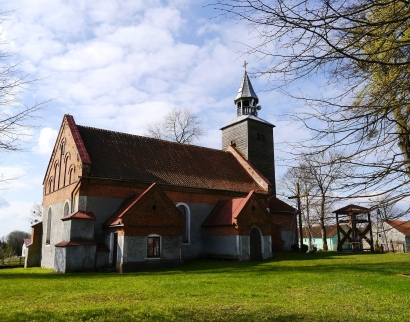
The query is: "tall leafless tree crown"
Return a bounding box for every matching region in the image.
[0,11,47,153]
[145,107,206,144]
[213,0,410,209]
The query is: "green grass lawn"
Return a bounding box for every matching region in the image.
[0,252,409,321]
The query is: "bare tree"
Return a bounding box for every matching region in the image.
[145,107,206,144]
[279,164,317,231]
[213,1,410,209]
[29,202,42,225]
[0,11,48,184]
[280,150,351,250]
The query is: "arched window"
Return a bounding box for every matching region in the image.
[48,177,54,194]
[147,234,161,258]
[68,165,75,185]
[63,152,70,187]
[53,161,59,191]
[63,201,70,218]
[46,208,52,244]
[60,139,65,156]
[176,203,190,244]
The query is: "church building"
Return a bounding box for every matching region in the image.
[25,68,296,273]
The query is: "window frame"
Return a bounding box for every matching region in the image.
[147,235,161,259]
[176,202,190,244]
[46,208,52,245]
[63,201,70,218]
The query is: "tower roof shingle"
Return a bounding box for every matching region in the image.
[234,70,258,104]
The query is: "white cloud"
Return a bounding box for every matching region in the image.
[0,0,263,238]
[0,200,32,237]
[34,128,58,155]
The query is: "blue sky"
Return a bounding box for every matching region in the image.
[0,0,306,237]
[3,0,403,238]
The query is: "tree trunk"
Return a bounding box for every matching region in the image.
[320,196,328,251]
[398,131,410,177]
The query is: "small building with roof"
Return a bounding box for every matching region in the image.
[300,225,351,251]
[377,220,410,253]
[25,67,295,273]
[21,239,31,257]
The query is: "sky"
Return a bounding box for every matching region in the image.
[0,1,406,238]
[0,0,304,238]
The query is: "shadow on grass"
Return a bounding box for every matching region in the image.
[0,252,407,280]
[0,307,339,322]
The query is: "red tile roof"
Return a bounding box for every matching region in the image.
[23,238,31,247]
[270,213,296,231]
[269,197,297,213]
[55,241,97,247]
[202,191,254,227]
[76,124,266,193]
[65,115,91,164]
[31,222,42,228]
[269,198,297,231]
[61,211,96,221]
[104,183,156,226]
[385,220,410,236]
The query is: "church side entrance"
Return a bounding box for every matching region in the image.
[112,232,118,268]
[250,228,262,261]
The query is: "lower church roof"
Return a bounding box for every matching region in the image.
[76,124,266,193]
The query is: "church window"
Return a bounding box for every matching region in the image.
[176,203,190,244]
[53,162,59,191]
[243,100,249,106]
[63,153,70,187]
[46,208,52,244]
[257,133,261,140]
[63,201,70,218]
[68,165,75,185]
[60,139,65,156]
[147,235,161,258]
[48,177,53,194]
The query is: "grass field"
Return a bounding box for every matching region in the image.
[0,252,409,321]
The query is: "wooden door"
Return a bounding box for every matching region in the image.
[250,228,262,261]
[112,232,118,268]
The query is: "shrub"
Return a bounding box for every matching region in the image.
[301,244,309,253]
[291,244,299,252]
[375,240,380,252]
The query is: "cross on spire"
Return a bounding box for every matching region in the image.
[243,61,248,70]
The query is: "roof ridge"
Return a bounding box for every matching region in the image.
[76,124,227,154]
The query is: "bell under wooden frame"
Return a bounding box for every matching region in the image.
[333,204,375,252]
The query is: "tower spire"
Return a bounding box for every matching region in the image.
[234,63,260,117]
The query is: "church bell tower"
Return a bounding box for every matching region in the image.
[221,64,276,196]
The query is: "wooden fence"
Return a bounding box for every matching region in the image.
[0,256,24,267]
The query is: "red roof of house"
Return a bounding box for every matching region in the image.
[202,190,254,227]
[75,124,266,193]
[65,115,91,164]
[61,211,96,221]
[269,197,297,213]
[55,241,97,247]
[268,198,297,231]
[23,238,31,247]
[31,221,42,228]
[385,220,410,236]
[104,183,156,226]
[270,213,295,231]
